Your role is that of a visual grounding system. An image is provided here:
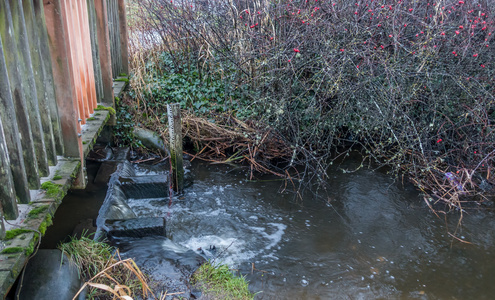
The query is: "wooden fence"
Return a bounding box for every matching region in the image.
[0,0,128,233]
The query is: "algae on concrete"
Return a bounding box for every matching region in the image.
[40,181,63,198]
[4,228,32,240]
[94,104,116,115]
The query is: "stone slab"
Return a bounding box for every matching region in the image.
[119,175,169,199]
[113,78,126,97]
[81,109,111,158]
[0,271,14,297]
[105,217,166,240]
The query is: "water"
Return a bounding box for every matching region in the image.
[120,158,495,299]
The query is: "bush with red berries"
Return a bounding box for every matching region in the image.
[129,0,495,209]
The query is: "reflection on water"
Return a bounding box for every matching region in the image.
[125,158,495,299]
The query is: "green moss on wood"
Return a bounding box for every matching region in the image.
[39,214,53,236]
[114,77,129,84]
[53,175,62,180]
[27,204,50,219]
[1,247,24,254]
[95,105,116,115]
[87,117,96,121]
[4,229,32,240]
[40,181,63,198]
[25,238,36,256]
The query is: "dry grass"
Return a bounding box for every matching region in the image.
[72,258,154,300]
[179,112,292,179]
[59,236,157,300]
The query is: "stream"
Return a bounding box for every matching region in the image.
[43,153,495,299]
[119,157,495,299]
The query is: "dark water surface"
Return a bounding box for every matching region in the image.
[44,157,495,299]
[125,159,495,300]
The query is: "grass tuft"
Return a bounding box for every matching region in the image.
[192,262,254,300]
[59,235,155,299]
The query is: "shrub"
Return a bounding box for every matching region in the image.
[127,0,495,209]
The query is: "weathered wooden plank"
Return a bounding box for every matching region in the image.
[87,0,104,101]
[107,0,121,77]
[0,115,18,220]
[117,0,128,75]
[0,0,41,190]
[33,1,61,152]
[0,27,31,204]
[67,0,89,122]
[79,0,98,111]
[167,104,184,193]
[94,0,115,105]
[9,0,49,176]
[33,0,64,156]
[22,0,57,166]
[43,0,83,159]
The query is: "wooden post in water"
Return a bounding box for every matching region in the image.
[167,104,184,193]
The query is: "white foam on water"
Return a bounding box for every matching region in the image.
[133,166,162,176]
[250,223,287,250]
[262,253,280,261]
[181,235,257,265]
[194,209,228,216]
[127,198,177,216]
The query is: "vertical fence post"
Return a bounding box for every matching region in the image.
[0,29,31,204]
[118,0,128,75]
[94,0,115,106]
[43,0,83,159]
[107,0,121,77]
[66,0,88,124]
[167,104,184,193]
[0,0,40,190]
[87,0,104,101]
[0,115,18,220]
[34,0,64,156]
[9,0,49,177]
[22,0,57,166]
[79,0,97,111]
